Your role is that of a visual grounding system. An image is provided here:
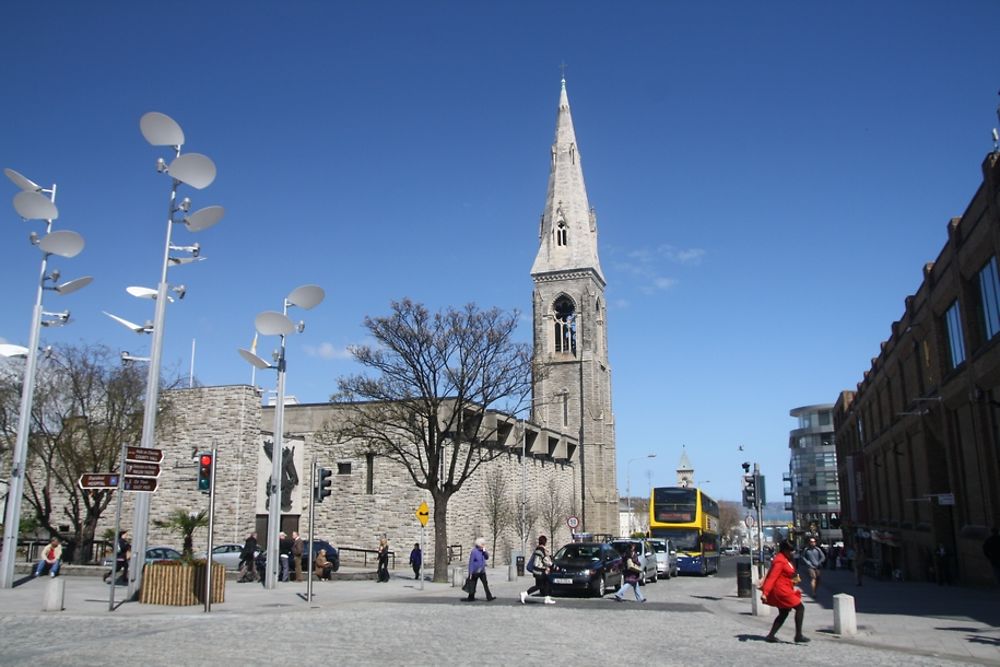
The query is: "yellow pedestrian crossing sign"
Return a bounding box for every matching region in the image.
[416,501,430,526]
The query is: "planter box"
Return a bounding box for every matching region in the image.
[140,562,226,606]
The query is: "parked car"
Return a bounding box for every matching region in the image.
[194,543,245,570]
[102,545,182,568]
[647,538,679,578]
[610,539,658,583]
[548,542,624,597]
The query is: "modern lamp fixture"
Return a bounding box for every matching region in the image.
[0,168,92,589]
[105,112,223,598]
[237,284,324,590]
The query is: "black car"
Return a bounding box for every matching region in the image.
[548,542,624,597]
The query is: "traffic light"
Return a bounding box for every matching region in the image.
[197,452,213,493]
[742,473,757,508]
[316,467,332,503]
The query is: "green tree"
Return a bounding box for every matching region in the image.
[154,508,208,559]
[328,300,535,582]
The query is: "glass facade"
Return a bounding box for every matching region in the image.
[786,405,841,542]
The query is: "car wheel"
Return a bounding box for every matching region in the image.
[650,570,657,583]
[591,574,606,597]
[663,567,670,580]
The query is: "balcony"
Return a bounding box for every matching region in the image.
[784,502,795,512]
[782,472,792,482]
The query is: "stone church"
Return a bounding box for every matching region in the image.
[94,79,619,564]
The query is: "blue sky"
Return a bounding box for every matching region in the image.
[2,2,998,503]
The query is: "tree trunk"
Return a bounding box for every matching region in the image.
[432,493,450,582]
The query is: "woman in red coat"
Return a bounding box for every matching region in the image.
[760,540,809,643]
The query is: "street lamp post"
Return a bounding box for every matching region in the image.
[626,453,656,536]
[238,284,324,590]
[0,169,92,589]
[105,112,222,599]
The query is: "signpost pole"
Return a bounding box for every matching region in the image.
[420,523,425,591]
[108,443,127,612]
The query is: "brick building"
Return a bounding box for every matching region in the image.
[833,150,1000,584]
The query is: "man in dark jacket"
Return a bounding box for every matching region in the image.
[279,532,292,582]
[292,531,304,581]
[239,532,258,582]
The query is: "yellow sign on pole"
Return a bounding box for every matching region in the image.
[416,501,430,526]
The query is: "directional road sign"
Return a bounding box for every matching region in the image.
[125,462,161,478]
[123,477,158,493]
[125,446,163,463]
[416,501,429,526]
[78,473,119,490]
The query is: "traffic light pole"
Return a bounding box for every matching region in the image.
[204,445,217,613]
[306,458,315,603]
[755,464,765,578]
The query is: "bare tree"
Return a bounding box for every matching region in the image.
[718,500,743,544]
[481,467,513,558]
[511,488,539,555]
[0,344,176,563]
[538,478,569,547]
[329,300,535,582]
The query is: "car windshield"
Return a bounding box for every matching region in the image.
[610,541,637,555]
[554,545,601,560]
[651,542,666,553]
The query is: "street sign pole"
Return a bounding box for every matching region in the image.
[420,523,425,591]
[108,442,127,612]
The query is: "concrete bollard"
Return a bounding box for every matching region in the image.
[833,593,857,635]
[749,564,773,617]
[452,565,464,588]
[508,562,517,581]
[42,577,65,612]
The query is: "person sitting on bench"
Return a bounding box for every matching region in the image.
[34,537,62,578]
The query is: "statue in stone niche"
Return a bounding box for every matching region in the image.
[263,439,299,511]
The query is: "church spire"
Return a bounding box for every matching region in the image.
[531,79,605,284]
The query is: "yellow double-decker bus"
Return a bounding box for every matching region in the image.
[648,486,720,576]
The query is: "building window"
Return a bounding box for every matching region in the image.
[553,296,577,354]
[979,256,1000,340]
[337,462,351,475]
[943,300,966,370]
[556,221,568,246]
[365,453,375,495]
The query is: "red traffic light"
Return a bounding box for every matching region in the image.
[200,454,213,466]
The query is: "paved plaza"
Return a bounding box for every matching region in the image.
[0,561,998,666]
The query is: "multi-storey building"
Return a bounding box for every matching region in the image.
[833,150,1000,584]
[784,404,842,545]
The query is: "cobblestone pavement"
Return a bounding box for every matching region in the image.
[0,564,995,666]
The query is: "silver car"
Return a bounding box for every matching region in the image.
[194,543,246,571]
[648,538,679,578]
[610,539,658,583]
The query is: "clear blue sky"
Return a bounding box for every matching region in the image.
[2,2,998,503]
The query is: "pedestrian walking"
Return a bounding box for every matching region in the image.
[760,540,809,644]
[409,542,422,580]
[238,532,258,583]
[463,537,495,601]
[291,531,304,581]
[104,530,130,584]
[278,531,292,582]
[801,537,826,595]
[611,543,646,603]
[33,537,62,578]
[983,528,1000,584]
[377,537,390,582]
[520,535,555,605]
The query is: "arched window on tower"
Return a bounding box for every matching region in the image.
[553,296,577,355]
[556,221,568,246]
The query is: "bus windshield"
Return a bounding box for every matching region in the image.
[652,487,697,523]
[651,528,700,552]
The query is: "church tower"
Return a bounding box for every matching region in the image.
[531,78,617,535]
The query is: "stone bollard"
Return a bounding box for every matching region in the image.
[749,564,773,617]
[833,593,857,635]
[508,561,517,581]
[42,577,65,612]
[452,565,464,588]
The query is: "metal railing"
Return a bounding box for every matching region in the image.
[337,546,395,569]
